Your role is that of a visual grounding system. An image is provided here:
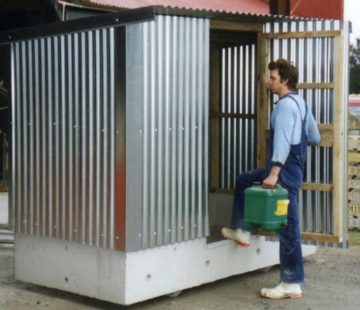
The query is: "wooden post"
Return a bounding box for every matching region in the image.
[256,33,269,168]
[332,32,345,243]
[270,0,290,16]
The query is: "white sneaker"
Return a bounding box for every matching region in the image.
[260,283,302,299]
[220,227,251,247]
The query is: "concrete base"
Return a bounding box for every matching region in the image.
[15,234,316,305]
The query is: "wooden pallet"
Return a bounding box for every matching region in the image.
[349,135,360,151]
[349,165,360,176]
[348,179,360,189]
[348,203,360,216]
[349,151,360,163]
[348,190,360,203]
[348,214,360,229]
[348,114,360,228]
[349,113,360,131]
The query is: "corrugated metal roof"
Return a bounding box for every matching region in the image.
[85,0,269,14]
[0,4,318,45]
[149,6,298,22]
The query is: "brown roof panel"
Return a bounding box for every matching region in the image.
[290,0,343,20]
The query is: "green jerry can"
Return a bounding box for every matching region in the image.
[244,184,289,231]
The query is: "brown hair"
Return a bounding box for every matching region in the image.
[268,59,298,90]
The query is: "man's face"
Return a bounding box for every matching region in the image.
[268,69,287,95]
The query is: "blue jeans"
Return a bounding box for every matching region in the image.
[231,168,304,284]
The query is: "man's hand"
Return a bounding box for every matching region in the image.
[262,166,281,189]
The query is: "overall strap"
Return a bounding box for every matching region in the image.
[287,94,308,122]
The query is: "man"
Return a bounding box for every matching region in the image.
[221,59,320,299]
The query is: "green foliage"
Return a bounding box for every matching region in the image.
[350,39,360,94]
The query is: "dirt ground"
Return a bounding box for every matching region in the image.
[0,236,360,310]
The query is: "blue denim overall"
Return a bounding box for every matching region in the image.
[231,94,307,284]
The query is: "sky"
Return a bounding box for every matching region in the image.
[345,0,360,44]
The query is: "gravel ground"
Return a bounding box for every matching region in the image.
[0,242,360,310]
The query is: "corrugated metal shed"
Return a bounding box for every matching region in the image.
[65,0,269,14]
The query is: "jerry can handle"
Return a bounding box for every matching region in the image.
[272,184,285,191]
[257,181,283,189]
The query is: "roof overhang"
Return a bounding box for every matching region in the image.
[0,5,319,45]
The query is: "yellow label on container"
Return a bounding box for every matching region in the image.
[275,199,289,216]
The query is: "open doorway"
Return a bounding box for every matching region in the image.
[208,29,258,243]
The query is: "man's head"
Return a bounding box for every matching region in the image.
[267,59,298,95]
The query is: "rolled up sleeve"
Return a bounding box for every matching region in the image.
[306,111,321,145]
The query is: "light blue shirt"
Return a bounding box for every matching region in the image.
[270,94,320,165]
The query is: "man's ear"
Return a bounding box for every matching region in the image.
[280,78,289,86]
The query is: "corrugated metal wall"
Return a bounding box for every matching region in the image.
[265,20,349,246]
[220,44,257,189]
[11,28,117,249]
[126,16,209,250]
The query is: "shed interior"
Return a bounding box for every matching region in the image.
[208,26,259,243]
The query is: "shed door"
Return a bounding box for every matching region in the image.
[257,21,350,246]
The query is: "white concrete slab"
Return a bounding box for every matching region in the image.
[15,235,317,305]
